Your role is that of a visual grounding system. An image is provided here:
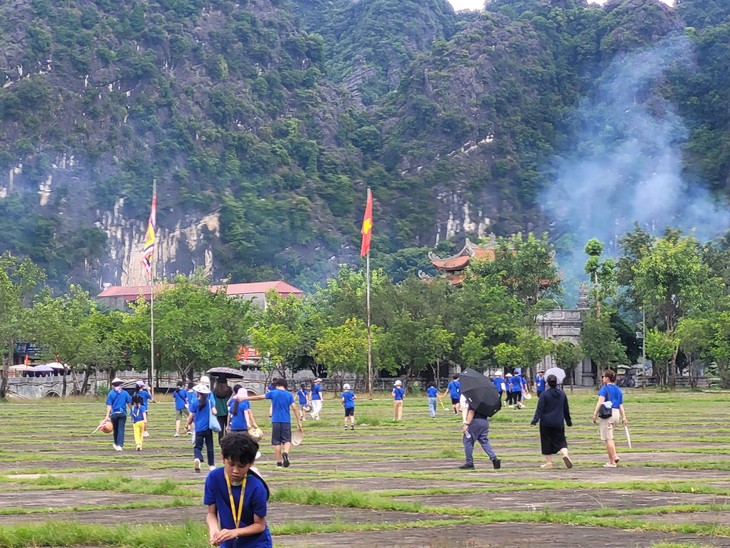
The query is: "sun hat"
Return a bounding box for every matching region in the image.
[494,371,503,376]
[136,380,145,387]
[200,375,210,385]
[111,377,123,385]
[343,383,350,390]
[193,384,210,394]
[313,378,321,383]
[505,373,513,378]
[394,380,402,386]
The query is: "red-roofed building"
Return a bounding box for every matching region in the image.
[426,237,497,285]
[97,280,304,310]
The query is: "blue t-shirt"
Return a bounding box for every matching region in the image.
[203,468,272,548]
[426,386,439,398]
[510,375,524,392]
[311,384,322,401]
[447,380,460,399]
[106,389,131,415]
[228,399,251,431]
[296,389,308,405]
[535,376,546,392]
[134,389,153,411]
[266,389,294,423]
[191,395,214,432]
[393,387,405,401]
[341,391,356,409]
[173,388,188,410]
[130,405,146,424]
[599,384,623,407]
[492,377,504,394]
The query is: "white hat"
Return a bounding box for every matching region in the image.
[200,375,210,386]
[394,380,402,386]
[111,377,123,385]
[494,371,503,376]
[193,384,210,394]
[343,383,350,390]
[505,373,513,378]
[314,378,321,383]
[136,380,145,387]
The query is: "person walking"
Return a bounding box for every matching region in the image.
[341,383,357,430]
[173,381,189,437]
[186,384,217,473]
[492,372,505,402]
[296,383,309,423]
[443,374,461,415]
[531,374,573,469]
[592,369,628,468]
[392,380,405,421]
[426,382,439,418]
[309,378,323,420]
[131,394,148,451]
[459,398,501,471]
[509,371,525,409]
[213,378,233,442]
[534,370,546,398]
[228,385,258,433]
[104,377,132,452]
[133,381,154,437]
[236,378,303,468]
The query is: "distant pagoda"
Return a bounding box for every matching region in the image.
[425,236,497,285]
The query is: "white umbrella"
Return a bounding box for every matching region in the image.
[544,367,567,384]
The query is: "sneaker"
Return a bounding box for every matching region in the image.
[186,430,193,435]
[351,425,355,430]
[194,458,201,473]
[562,455,573,469]
[116,445,123,452]
[276,462,284,468]
[143,431,150,438]
[136,444,142,451]
[458,463,475,470]
[112,444,119,451]
[174,433,179,438]
[282,452,290,468]
[344,426,349,430]
[540,463,553,469]
[492,457,501,470]
[603,463,617,468]
[615,457,620,464]
[209,465,215,471]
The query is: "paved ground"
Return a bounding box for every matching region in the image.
[1,390,729,547]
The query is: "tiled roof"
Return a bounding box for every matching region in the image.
[98,280,303,300]
[429,255,471,271]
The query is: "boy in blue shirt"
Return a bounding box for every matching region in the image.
[296,383,309,423]
[510,372,525,409]
[204,432,272,547]
[443,374,461,414]
[341,383,357,430]
[237,379,303,468]
[309,378,323,420]
[534,370,546,397]
[392,380,406,420]
[173,381,189,437]
[426,382,439,418]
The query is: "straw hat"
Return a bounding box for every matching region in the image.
[111,377,123,385]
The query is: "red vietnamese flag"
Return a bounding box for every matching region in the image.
[360,188,373,257]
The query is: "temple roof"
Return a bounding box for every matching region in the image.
[429,237,497,271]
[97,280,304,301]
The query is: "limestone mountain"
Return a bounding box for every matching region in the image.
[0,0,727,292]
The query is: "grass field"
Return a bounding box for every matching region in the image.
[1,389,730,547]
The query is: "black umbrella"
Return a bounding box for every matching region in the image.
[206,366,245,380]
[460,369,502,417]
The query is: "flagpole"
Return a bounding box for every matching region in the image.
[149,179,156,394]
[366,249,372,399]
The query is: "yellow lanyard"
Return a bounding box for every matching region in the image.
[225,472,247,528]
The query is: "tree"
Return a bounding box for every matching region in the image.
[675,317,710,389]
[581,314,627,383]
[0,255,45,398]
[460,331,490,370]
[645,327,678,388]
[313,318,369,383]
[584,238,616,318]
[551,341,583,389]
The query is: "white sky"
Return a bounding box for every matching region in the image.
[448,0,673,12]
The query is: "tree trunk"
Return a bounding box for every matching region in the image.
[81,367,92,395]
[62,367,68,397]
[0,344,12,399]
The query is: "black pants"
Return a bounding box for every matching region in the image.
[194,429,215,466]
[217,415,228,442]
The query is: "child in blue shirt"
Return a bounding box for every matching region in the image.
[392,380,405,421]
[134,381,154,437]
[535,371,546,397]
[228,385,259,433]
[341,384,357,430]
[443,374,461,414]
[131,394,147,451]
[426,382,439,418]
[174,381,189,437]
[296,383,309,423]
[204,432,272,547]
[510,373,525,409]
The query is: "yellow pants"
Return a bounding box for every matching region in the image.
[394,400,403,420]
[133,421,145,447]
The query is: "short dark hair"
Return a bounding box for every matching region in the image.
[176,381,184,388]
[131,394,144,405]
[187,382,194,389]
[275,378,288,389]
[453,374,459,380]
[547,374,558,388]
[603,370,616,382]
[220,432,259,465]
[428,381,436,388]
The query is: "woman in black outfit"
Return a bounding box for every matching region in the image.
[530,374,573,469]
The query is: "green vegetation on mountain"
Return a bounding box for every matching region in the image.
[0,0,728,292]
